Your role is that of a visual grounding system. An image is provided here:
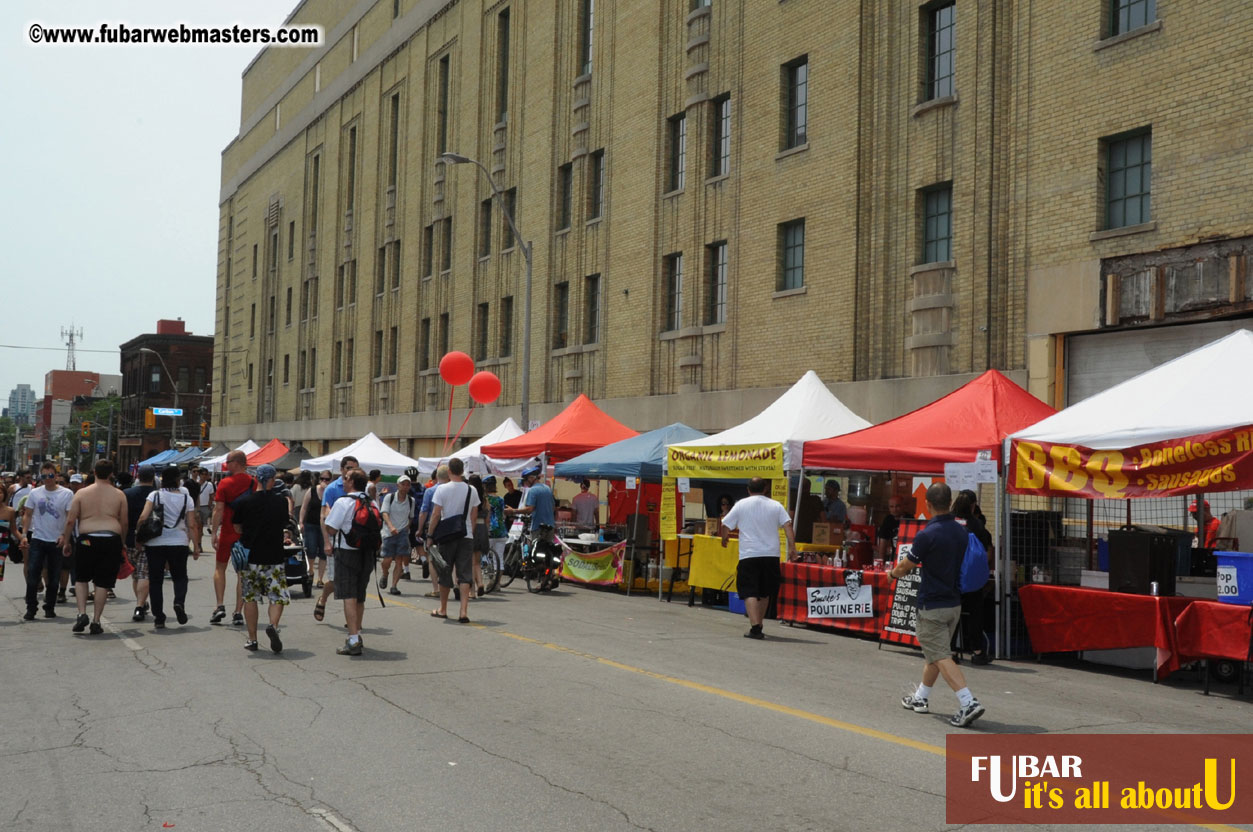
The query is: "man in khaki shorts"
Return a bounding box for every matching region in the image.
[890,482,985,728]
[62,459,128,635]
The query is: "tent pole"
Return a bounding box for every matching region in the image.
[627,482,642,597]
[998,439,1010,661]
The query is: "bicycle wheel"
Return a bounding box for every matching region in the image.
[498,540,520,589]
[525,558,544,593]
[480,551,500,594]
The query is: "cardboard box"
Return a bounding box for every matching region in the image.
[811,524,844,546]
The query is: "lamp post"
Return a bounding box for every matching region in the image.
[139,347,178,449]
[439,151,533,431]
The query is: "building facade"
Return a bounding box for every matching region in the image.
[215,0,1253,452]
[118,319,216,468]
[7,383,35,426]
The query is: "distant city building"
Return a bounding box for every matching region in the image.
[7,383,35,425]
[44,371,120,401]
[119,319,215,469]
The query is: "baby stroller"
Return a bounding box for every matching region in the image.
[284,521,314,598]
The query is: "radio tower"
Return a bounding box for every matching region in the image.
[61,325,83,371]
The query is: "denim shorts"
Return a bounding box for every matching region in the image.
[381,534,410,558]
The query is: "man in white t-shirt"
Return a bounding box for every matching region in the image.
[570,480,599,527]
[719,476,797,640]
[426,457,480,623]
[19,463,74,620]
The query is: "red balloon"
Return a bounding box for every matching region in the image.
[439,351,475,386]
[468,371,502,404]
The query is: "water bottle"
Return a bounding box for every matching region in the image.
[597,528,604,543]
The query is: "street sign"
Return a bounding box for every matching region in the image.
[79,441,90,454]
[95,441,105,455]
[152,407,184,417]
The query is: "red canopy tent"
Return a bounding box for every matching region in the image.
[245,438,289,466]
[480,394,638,463]
[801,370,1056,473]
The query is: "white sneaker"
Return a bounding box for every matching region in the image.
[950,699,986,728]
[901,693,929,713]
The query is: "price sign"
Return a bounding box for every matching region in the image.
[1217,565,1239,598]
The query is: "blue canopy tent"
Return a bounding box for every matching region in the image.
[166,447,207,467]
[137,449,178,467]
[554,423,707,480]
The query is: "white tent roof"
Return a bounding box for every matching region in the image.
[300,432,423,476]
[201,440,260,473]
[1012,329,1253,449]
[675,371,871,469]
[417,418,537,478]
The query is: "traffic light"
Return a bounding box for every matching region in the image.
[144,408,156,429]
[81,421,90,439]
[200,421,208,439]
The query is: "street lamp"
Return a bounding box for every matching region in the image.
[139,347,178,449]
[440,151,533,431]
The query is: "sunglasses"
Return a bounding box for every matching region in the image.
[41,473,56,479]
[320,477,332,482]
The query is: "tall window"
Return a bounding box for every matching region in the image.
[288,220,295,259]
[496,9,511,122]
[500,296,514,356]
[588,150,605,220]
[557,163,573,230]
[706,241,727,324]
[664,254,683,332]
[177,366,190,393]
[710,94,731,177]
[374,329,384,378]
[1112,0,1154,36]
[252,244,258,278]
[502,188,517,249]
[390,240,401,289]
[309,276,319,318]
[194,367,206,393]
[336,265,345,308]
[667,113,686,192]
[422,223,434,277]
[584,274,600,344]
[268,297,276,333]
[922,184,953,263]
[389,326,398,375]
[388,93,401,187]
[1106,130,1151,229]
[283,354,290,385]
[437,55,451,153]
[250,303,256,337]
[298,350,307,389]
[438,313,449,357]
[247,364,254,391]
[479,198,492,257]
[420,318,431,369]
[309,154,320,236]
[344,339,354,382]
[553,282,570,349]
[441,218,453,271]
[376,245,387,295]
[285,287,292,326]
[476,303,490,360]
[333,341,343,383]
[345,125,358,211]
[225,215,233,286]
[784,57,808,149]
[348,259,358,304]
[309,348,316,385]
[578,0,595,76]
[778,219,805,291]
[927,3,956,100]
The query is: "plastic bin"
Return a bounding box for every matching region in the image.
[1215,551,1253,605]
[727,591,747,615]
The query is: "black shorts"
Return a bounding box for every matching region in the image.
[435,538,474,588]
[332,548,375,602]
[74,532,124,589]
[736,556,781,600]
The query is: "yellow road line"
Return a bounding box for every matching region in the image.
[377,593,1247,832]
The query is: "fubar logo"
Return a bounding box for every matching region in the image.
[947,735,1253,824]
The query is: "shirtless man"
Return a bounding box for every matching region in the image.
[62,459,128,635]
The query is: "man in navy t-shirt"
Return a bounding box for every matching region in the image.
[889,482,985,728]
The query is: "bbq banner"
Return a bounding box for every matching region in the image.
[1008,426,1253,499]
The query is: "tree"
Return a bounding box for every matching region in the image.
[0,416,15,469]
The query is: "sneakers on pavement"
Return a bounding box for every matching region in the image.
[57,589,67,604]
[970,652,992,666]
[72,613,89,632]
[210,605,226,625]
[232,612,244,626]
[132,606,146,622]
[23,608,36,621]
[336,639,363,656]
[265,625,283,654]
[901,693,930,714]
[173,604,188,625]
[89,621,104,635]
[244,640,259,652]
[744,625,765,640]
[43,607,56,619]
[388,587,401,596]
[950,700,986,728]
[378,576,388,589]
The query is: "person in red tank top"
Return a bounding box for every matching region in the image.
[210,450,255,625]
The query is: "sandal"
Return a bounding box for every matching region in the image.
[430,611,447,619]
[458,616,471,624]
[313,602,326,622]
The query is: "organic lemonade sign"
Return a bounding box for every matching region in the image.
[1008,426,1253,499]
[666,443,786,479]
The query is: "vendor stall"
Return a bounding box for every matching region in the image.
[670,372,871,599]
[269,444,312,472]
[245,438,289,467]
[200,440,260,473]
[418,417,536,479]
[1007,329,1253,667]
[480,394,637,463]
[300,432,423,476]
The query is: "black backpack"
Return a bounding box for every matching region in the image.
[345,494,383,551]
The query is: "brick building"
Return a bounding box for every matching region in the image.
[118,319,215,468]
[214,0,1252,453]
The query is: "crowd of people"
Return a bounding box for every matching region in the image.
[0,452,559,659]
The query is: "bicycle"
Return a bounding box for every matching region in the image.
[498,525,561,593]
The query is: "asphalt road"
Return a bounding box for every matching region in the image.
[2,556,1251,832]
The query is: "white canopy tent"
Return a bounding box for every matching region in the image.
[300,432,424,477]
[200,440,260,473]
[1012,329,1253,448]
[417,418,537,478]
[674,370,871,470]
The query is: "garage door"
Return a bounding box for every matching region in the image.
[1066,318,1253,405]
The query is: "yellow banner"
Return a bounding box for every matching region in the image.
[558,542,625,586]
[666,443,786,479]
[688,535,739,591]
[660,477,677,541]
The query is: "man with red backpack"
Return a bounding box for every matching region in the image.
[323,469,382,656]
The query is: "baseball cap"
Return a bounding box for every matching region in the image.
[522,465,541,478]
[255,464,277,484]
[69,474,84,483]
[397,474,412,484]
[1189,500,1210,512]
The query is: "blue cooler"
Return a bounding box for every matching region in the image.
[1215,551,1253,605]
[727,591,747,615]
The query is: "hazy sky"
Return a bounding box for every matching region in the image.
[1,0,301,403]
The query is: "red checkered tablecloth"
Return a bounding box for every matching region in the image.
[778,561,893,638]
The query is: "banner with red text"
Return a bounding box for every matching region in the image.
[1008,426,1253,499]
